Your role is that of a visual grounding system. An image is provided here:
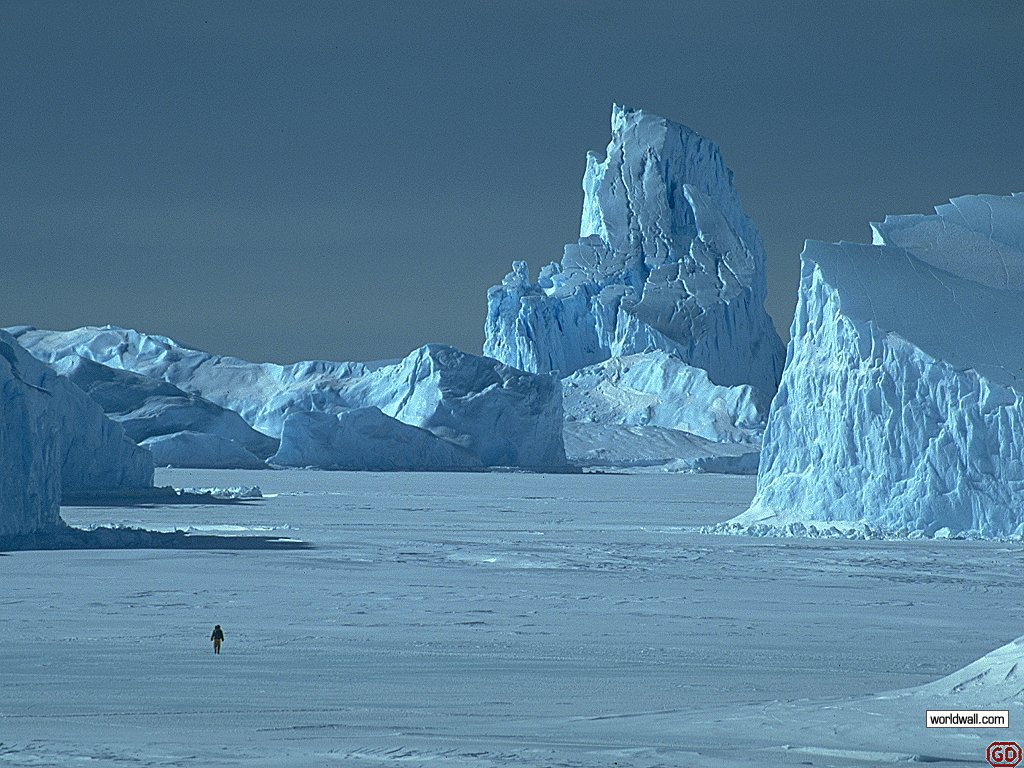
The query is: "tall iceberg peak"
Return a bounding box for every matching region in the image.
[485,104,784,395]
[734,191,1024,538]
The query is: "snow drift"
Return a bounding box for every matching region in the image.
[10,327,566,470]
[912,632,1024,704]
[484,105,784,394]
[736,192,1024,537]
[0,330,153,536]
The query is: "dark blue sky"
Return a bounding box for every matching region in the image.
[3,1,1023,363]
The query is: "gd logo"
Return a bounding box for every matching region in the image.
[988,742,1023,768]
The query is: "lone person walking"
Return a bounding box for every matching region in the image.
[211,624,225,655]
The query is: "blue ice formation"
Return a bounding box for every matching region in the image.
[562,423,760,473]
[0,330,153,536]
[562,351,769,445]
[560,351,767,470]
[735,192,1024,537]
[484,105,783,471]
[484,105,784,395]
[141,432,268,470]
[271,408,482,471]
[10,327,566,470]
[50,355,277,468]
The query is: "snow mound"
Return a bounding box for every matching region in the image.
[913,633,1024,703]
[271,408,483,470]
[51,355,278,465]
[142,431,267,469]
[562,351,767,445]
[565,423,758,473]
[0,330,153,536]
[484,104,784,395]
[735,192,1024,538]
[10,328,565,469]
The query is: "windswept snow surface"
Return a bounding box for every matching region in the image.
[271,408,482,470]
[738,192,1024,537]
[484,105,784,394]
[1,468,1018,767]
[9,327,566,469]
[0,330,152,535]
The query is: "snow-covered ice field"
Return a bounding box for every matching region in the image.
[1,469,1020,766]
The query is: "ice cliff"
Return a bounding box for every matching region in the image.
[484,105,784,394]
[10,327,566,470]
[735,192,1024,537]
[0,330,153,536]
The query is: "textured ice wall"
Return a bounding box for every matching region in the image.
[739,193,1024,537]
[563,422,759,472]
[142,431,267,469]
[0,333,63,535]
[484,105,784,395]
[271,408,482,470]
[11,327,565,469]
[0,331,153,536]
[562,351,768,445]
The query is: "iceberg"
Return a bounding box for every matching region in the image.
[271,408,483,470]
[10,327,566,469]
[563,423,759,473]
[562,351,768,445]
[142,431,267,470]
[50,355,277,467]
[484,105,785,395]
[483,105,782,471]
[0,330,153,536]
[735,192,1024,537]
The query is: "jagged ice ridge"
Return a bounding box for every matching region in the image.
[10,326,566,470]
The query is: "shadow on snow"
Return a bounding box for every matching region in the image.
[0,524,311,553]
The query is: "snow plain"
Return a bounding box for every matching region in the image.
[0,469,1019,766]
